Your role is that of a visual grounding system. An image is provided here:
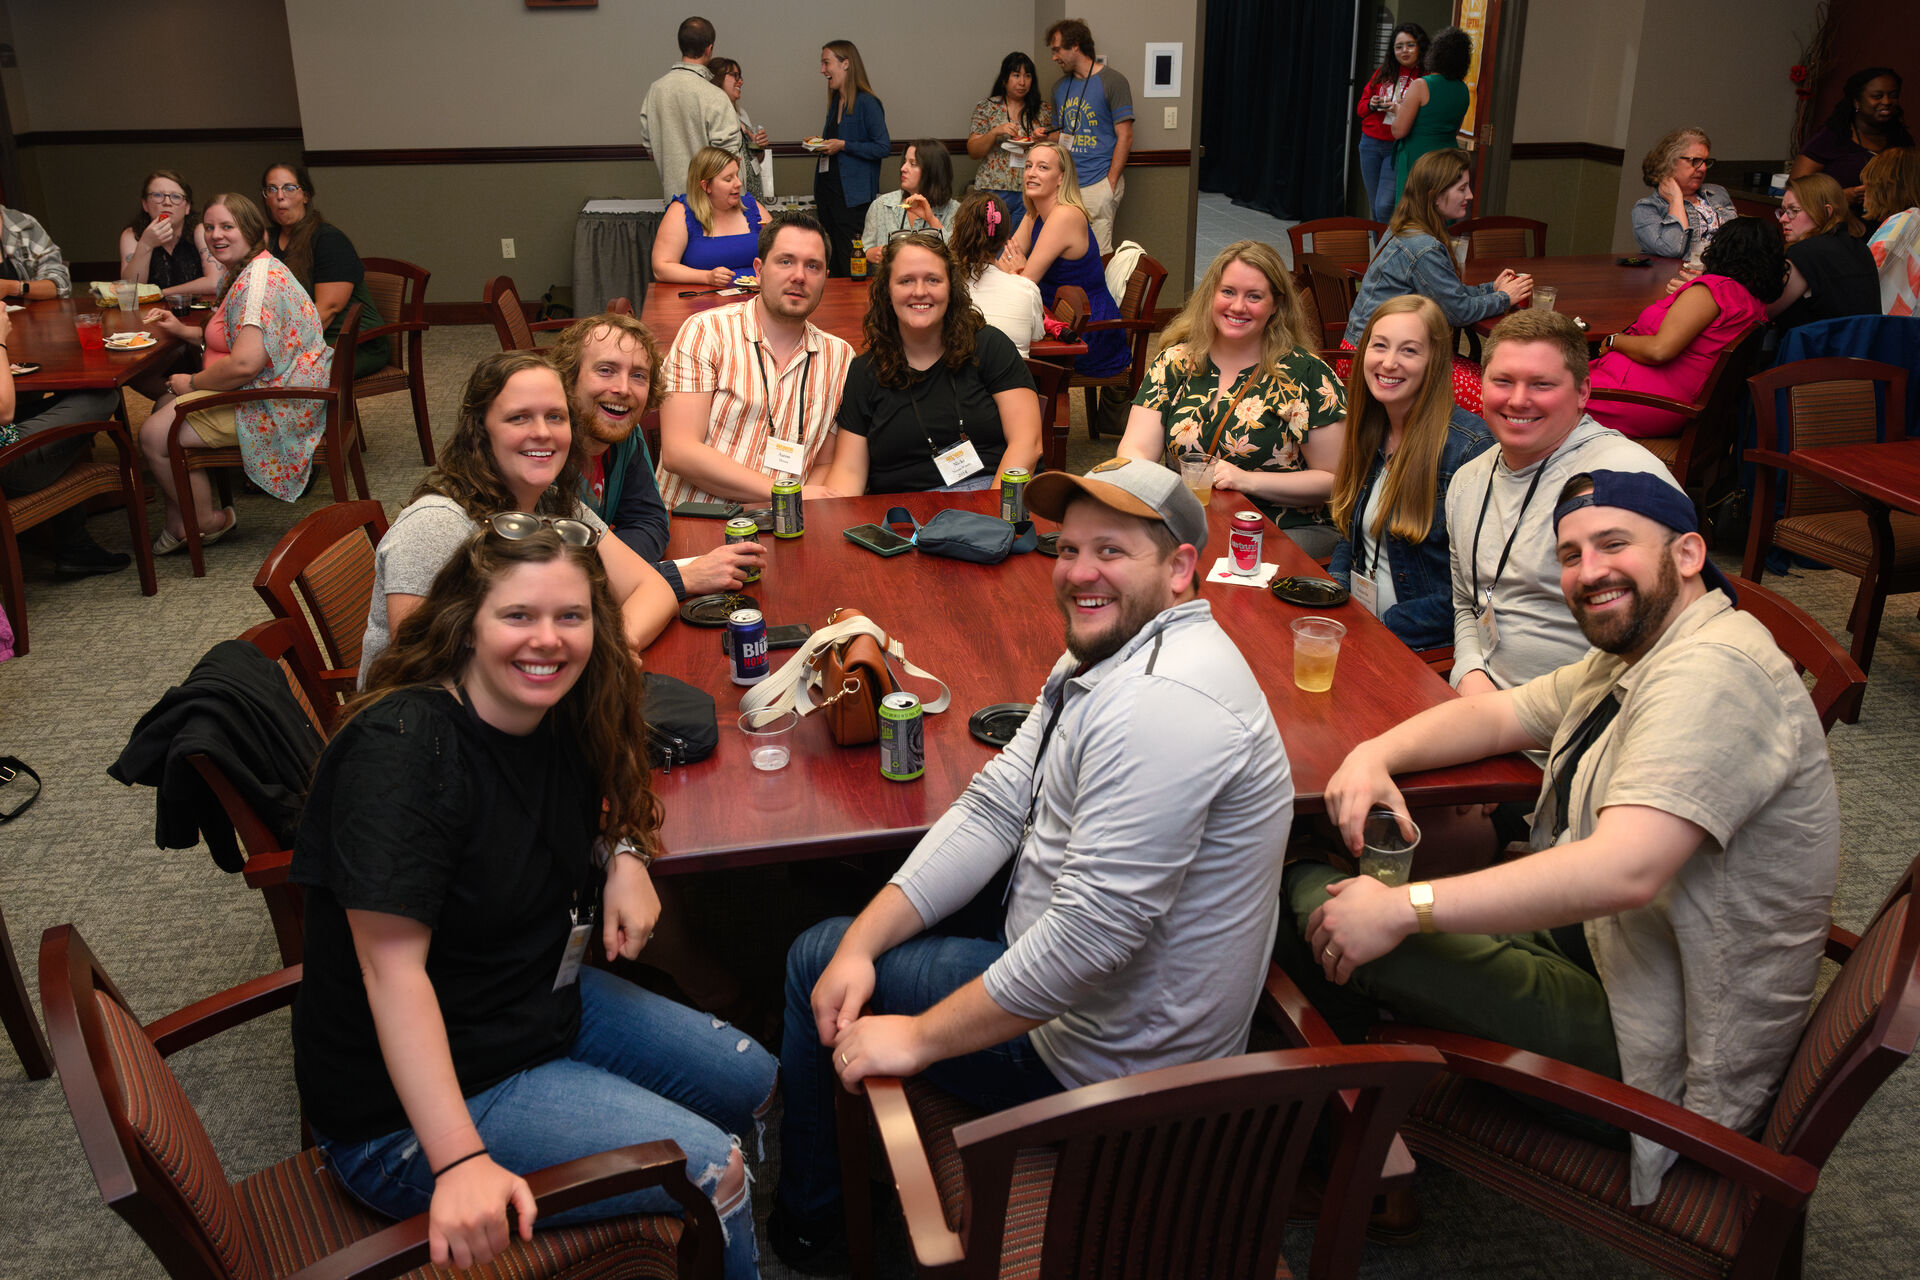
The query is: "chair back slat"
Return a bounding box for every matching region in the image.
[1786,381,1879,514]
[296,532,377,673]
[362,273,404,357]
[1309,228,1373,266]
[1287,217,1386,271]
[485,275,535,351]
[1301,252,1355,346]
[254,501,389,699]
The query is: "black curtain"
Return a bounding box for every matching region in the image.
[1200,0,1357,222]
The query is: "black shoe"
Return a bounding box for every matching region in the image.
[768,1200,850,1275]
[54,539,132,579]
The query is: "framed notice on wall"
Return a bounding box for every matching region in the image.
[1453,0,1501,148]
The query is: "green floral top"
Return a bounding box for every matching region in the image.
[1134,342,1346,524]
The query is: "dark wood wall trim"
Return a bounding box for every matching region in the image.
[15,127,304,148]
[303,141,1196,167]
[1509,141,1625,166]
[1127,149,1194,168]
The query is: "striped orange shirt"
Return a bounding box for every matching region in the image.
[655,298,854,506]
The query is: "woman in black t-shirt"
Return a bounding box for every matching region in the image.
[1771,173,1881,332]
[259,161,390,376]
[290,526,774,1278]
[821,233,1039,495]
[117,169,218,295]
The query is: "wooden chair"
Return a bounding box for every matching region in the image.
[835,1041,1443,1280]
[1049,284,1089,341]
[1350,850,1920,1280]
[252,499,389,702]
[1288,217,1387,272]
[1588,321,1766,530]
[0,418,156,656]
[1734,577,1868,729]
[1455,215,1548,261]
[1301,252,1358,348]
[608,296,636,316]
[39,923,725,1280]
[356,256,434,464]
[1076,252,1167,440]
[166,304,372,578]
[1027,358,1074,473]
[484,274,576,351]
[1741,357,1919,674]
[2,897,49,1079]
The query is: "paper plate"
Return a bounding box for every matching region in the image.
[104,335,157,350]
[968,702,1033,747]
[1269,576,1350,607]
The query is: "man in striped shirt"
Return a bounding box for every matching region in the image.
[656,212,852,507]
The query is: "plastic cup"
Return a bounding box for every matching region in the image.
[1531,284,1559,311]
[1450,236,1470,270]
[165,293,191,318]
[1178,449,1214,505]
[1359,808,1422,886]
[1291,616,1345,692]
[114,281,138,312]
[739,707,797,771]
[74,312,105,351]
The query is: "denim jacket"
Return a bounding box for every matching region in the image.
[1330,407,1494,650]
[1344,232,1510,347]
[823,91,891,206]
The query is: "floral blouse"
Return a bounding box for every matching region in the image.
[1135,342,1347,523]
[968,96,1057,192]
[217,254,333,501]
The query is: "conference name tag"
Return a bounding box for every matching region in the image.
[1476,601,1500,656]
[932,438,985,486]
[817,156,830,174]
[764,436,807,477]
[1350,574,1379,616]
[553,920,593,991]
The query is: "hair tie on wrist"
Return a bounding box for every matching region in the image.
[432,1147,488,1178]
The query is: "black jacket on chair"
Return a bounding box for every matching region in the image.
[109,641,323,872]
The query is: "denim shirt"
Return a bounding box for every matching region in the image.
[1344,232,1510,347]
[1330,407,1494,650]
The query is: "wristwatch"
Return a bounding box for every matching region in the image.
[1408,881,1437,934]
[596,837,654,870]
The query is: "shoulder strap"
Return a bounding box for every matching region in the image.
[738,614,952,718]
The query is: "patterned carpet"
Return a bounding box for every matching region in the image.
[1,324,1915,1279]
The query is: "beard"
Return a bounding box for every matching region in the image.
[1056,587,1165,668]
[1572,551,1680,657]
[574,396,637,447]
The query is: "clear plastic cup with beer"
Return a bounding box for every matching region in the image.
[1359,807,1421,885]
[1178,449,1214,505]
[1290,616,1345,692]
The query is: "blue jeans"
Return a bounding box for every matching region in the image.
[774,917,1065,1221]
[317,967,778,1280]
[1358,134,1398,222]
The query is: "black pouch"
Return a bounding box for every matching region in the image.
[885,505,1037,565]
[642,674,718,771]
[0,756,42,823]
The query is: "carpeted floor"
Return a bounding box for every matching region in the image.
[1,324,1915,1279]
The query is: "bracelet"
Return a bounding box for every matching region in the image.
[609,841,655,871]
[186,376,198,392]
[431,1147,489,1178]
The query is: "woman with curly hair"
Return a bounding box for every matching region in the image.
[947,192,1045,355]
[293,525,775,1279]
[1117,240,1349,555]
[1631,127,1739,259]
[1793,68,1911,206]
[1589,216,1783,439]
[357,349,677,680]
[1864,147,1920,315]
[1389,24,1472,205]
[820,232,1038,494]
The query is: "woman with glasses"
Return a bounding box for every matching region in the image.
[708,58,770,201]
[1358,24,1427,222]
[821,233,1038,495]
[117,170,217,295]
[861,139,958,273]
[966,52,1054,236]
[1768,173,1879,331]
[258,161,389,377]
[359,350,676,681]
[1631,128,1738,259]
[293,523,775,1279]
[650,147,768,287]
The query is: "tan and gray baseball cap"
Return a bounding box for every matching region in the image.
[1027,457,1209,553]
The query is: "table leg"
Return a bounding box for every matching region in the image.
[1845,505,1896,676]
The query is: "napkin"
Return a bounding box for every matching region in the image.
[1206,557,1281,587]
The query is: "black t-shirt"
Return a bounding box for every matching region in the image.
[835,326,1036,492]
[266,221,385,345]
[289,686,597,1142]
[1778,232,1881,331]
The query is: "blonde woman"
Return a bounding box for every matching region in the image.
[1630,127,1737,259]
[1328,295,1492,647]
[997,140,1126,377]
[651,147,767,287]
[814,40,889,277]
[1117,241,1347,554]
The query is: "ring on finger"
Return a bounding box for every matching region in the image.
[1325,944,1338,962]
[839,1051,850,1066]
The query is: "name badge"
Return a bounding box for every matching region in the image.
[764,435,807,478]
[1350,573,1379,616]
[817,155,830,174]
[932,437,985,486]
[1475,596,1500,656]
[553,917,594,991]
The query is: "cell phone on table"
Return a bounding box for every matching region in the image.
[722,623,811,655]
[843,523,915,557]
[674,500,745,519]
[1616,256,1651,267]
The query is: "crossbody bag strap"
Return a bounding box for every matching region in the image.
[738,617,887,716]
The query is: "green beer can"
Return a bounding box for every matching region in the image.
[878,692,924,781]
[772,478,804,539]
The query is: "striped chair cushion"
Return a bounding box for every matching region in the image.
[1402,1073,1753,1280]
[1766,900,1909,1152]
[7,460,125,533]
[299,532,376,670]
[236,1146,685,1279]
[1774,511,1920,574]
[96,994,268,1280]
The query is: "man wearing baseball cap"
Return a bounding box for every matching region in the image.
[771,458,1292,1268]
[1278,469,1840,1208]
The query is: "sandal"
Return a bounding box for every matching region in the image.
[151,527,186,556]
[199,508,239,549]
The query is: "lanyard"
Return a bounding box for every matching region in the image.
[1469,448,1556,615]
[1063,70,1091,135]
[906,364,966,453]
[1349,452,1389,578]
[754,343,812,446]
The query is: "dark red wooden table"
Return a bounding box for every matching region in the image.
[8,296,192,391]
[647,489,1539,873]
[1462,253,1682,340]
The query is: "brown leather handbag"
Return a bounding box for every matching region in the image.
[740,607,952,746]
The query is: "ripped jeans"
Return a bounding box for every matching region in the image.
[316,966,777,1280]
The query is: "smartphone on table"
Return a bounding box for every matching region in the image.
[843,523,915,557]
[675,500,744,519]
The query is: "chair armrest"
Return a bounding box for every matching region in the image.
[864,1077,965,1269]
[1080,317,1156,336]
[282,1140,721,1280]
[1371,1024,1818,1205]
[0,419,134,470]
[144,965,303,1057]
[242,849,293,890]
[1826,923,1860,964]
[356,319,430,345]
[175,386,339,413]
[1586,386,1707,417]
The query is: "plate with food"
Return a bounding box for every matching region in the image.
[1000,138,1032,153]
[731,274,760,289]
[103,332,156,350]
[802,136,827,152]
[10,362,41,376]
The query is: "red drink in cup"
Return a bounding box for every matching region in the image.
[74,312,105,351]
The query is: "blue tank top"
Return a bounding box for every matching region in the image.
[675,191,764,276]
[1030,212,1129,377]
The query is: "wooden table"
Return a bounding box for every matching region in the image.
[647,489,1539,873]
[1462,253,1682,341]
[7,297,192,391]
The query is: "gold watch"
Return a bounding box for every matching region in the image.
[1408,881,1437,934]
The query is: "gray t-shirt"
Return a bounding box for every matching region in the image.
[358,495,607,687]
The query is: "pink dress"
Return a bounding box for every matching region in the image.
[1587,275,1764,439]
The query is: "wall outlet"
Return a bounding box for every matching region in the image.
[501,238,516,259]
[1163,106,1177,129]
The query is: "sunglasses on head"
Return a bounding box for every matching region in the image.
[481,511,603,548]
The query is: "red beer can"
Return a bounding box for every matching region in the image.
[1228,510,1264,577]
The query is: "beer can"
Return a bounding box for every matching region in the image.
[999,467,1030,523]
[772,478,804,539]
[724,516,762,583]
[727,609,770,685]
[1228,510,1265,577]
[878,692,924,781]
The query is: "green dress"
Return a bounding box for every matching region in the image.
[1393,75,1470,203]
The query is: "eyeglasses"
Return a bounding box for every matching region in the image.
[262,183,305,196]
[887,229,944,247]
[1677,156,1711,169]
[145,192,187,204]
[1776,204,1805,220]
[482,511,603,548]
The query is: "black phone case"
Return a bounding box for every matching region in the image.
[675,501,744,518]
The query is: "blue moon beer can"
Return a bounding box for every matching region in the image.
[878,692,924,781]
[727,609,769,685]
